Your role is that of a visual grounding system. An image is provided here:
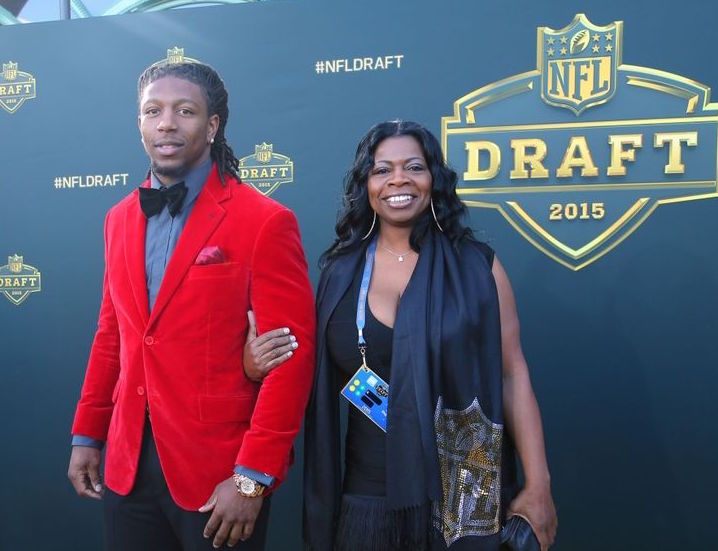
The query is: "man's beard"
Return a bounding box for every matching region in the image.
[151,160,188,182]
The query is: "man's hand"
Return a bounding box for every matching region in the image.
[243,310,298,382]
[507,484,557,551]
[68,446,104,500]
[199,477,264,548]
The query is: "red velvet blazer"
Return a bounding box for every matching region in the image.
[71,165,316,510]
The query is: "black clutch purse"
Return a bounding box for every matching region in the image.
[500,515,540,551]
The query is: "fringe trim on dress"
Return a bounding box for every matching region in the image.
[334,494,433,551]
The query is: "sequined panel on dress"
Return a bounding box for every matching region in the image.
[432,396,503,546]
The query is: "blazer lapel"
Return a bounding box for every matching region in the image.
[147,168,228,329]
[124,187,150,329]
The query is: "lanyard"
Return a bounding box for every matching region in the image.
[356,238,377,367]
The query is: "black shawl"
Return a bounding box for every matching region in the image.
[304,230,517,550]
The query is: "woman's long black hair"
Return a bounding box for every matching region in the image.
[320,120,473,268]
[137,60,239,186]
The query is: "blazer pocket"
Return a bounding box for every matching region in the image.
[187,261,247,280]
[198,394,255,424]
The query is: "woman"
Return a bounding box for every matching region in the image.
[247,121,556,550]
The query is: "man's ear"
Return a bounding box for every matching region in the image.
[208,114,220,143]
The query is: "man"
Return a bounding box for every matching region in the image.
[67,60,315,550]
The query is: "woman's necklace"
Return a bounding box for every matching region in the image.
[380,244,415,262]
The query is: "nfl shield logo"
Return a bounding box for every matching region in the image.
[255,143,273,164]
[539,14,621,114]
[8,254,22,273]
[166,47,186,64]
[3,61,18,80]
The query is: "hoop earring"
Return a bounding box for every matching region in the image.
[362,211,377,240]
[431,198,444,233]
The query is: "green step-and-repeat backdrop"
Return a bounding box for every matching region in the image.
[1,1,717,549]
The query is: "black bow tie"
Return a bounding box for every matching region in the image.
[139,182,188,218]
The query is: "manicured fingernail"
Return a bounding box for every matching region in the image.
[291,342,298,349]
[95,484,102,492]
[283,328,290,334]
[289,335,296,342]
[287,351,293,357]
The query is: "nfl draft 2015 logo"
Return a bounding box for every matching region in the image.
[0,61,36,114]
[442,14,717,270]
[0,255,42,306]
[238,143,295,196]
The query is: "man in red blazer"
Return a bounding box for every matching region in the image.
[67,60,315,550]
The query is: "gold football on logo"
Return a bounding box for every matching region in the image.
[570,29,590,54]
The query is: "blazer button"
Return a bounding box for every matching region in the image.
[144,336,154,345]
[137,386,145,396]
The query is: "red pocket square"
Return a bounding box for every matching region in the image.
[195,246,226,265]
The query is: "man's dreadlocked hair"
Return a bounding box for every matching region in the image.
[137,61,239,186]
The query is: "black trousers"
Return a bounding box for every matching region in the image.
[103,423,270,551]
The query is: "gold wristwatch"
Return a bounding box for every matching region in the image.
[233,474,265,497]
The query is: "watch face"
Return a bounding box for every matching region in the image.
[240,478,256,495]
